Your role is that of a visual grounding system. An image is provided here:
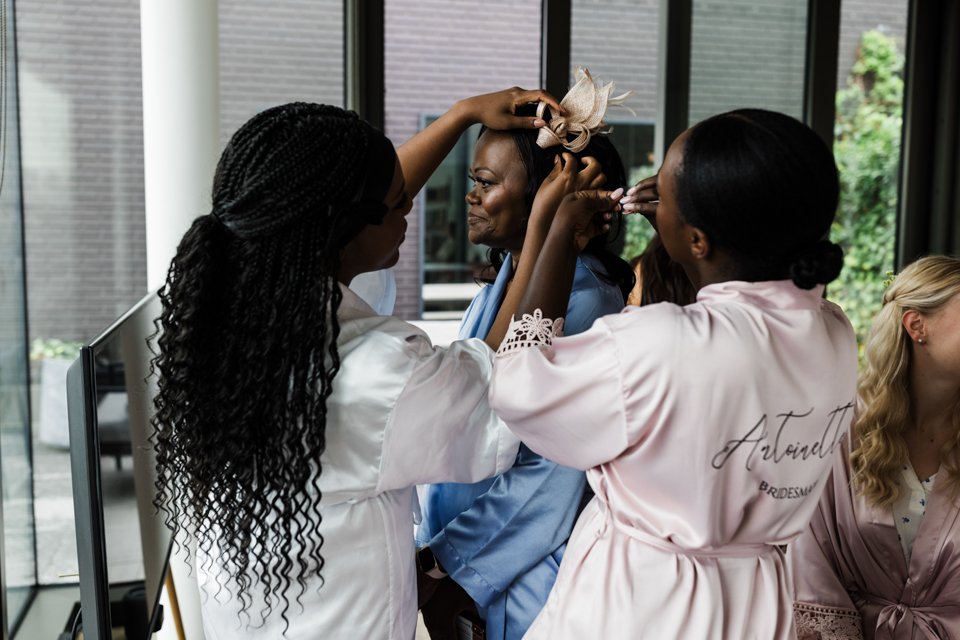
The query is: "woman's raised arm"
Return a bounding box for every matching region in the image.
[396,87,562,198]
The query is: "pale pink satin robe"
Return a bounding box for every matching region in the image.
[789,436,960,639]
[489,280,858,639]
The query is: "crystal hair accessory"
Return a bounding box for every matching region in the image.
[536,67,634,153]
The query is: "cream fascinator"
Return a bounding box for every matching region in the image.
[536,67,634,153]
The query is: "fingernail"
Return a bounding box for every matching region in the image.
[619,196,632,204]
[610,187,624,200]
[533,118,546,127]
[627,186,638,195]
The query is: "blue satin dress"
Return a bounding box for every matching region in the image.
[417,253,624,640]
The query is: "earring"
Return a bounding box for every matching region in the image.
[918,337,926,345]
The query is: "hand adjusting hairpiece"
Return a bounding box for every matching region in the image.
[536,67,634,153]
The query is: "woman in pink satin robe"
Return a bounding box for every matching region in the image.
[790,255,960,640]
[486,109,860,638]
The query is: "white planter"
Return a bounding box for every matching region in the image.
[38,357,72,449]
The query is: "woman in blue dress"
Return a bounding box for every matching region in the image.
[414,105,635,639]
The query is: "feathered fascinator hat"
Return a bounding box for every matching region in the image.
[536,67,634,153]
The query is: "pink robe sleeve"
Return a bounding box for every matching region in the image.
[788,444,865,640]
[490,315,645,470]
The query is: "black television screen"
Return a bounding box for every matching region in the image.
[65,291,172,640]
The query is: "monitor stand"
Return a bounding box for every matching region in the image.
[63,582,163,640]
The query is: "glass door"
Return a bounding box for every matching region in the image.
[0,0,37,634]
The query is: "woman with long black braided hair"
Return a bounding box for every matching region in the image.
[149,88,621,639]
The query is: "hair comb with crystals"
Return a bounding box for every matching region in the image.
[536,67,634,153]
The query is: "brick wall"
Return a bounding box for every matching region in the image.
[17,0,344,342]
[218,0,343,145]
[17,0,146,343]
[689,0,808,122]
[838,0,908,88]
[384,0,542,318]
[15,0,910,335]
[571,0,660,121]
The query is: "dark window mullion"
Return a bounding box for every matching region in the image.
[344,0,384,129]
[655,0,692,164]
[541,0,571,99]
[802,0,841,149]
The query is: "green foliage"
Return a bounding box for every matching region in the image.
[619,29,902,351]
[830,30,903,354]
[30,337,82,361]
[621,164,656,261]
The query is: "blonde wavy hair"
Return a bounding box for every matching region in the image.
[851,255,960,507]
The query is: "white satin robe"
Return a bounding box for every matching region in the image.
[197,284,520,640]
[490,280,858,639]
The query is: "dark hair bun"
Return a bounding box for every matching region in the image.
[676,109,844,286]
[788,240,844,289]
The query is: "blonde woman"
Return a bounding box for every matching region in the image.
[790,255,960,639]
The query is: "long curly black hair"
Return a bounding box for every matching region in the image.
[150,103,393,628]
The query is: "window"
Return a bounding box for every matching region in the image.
[219,0,343,143]
[16,0,348,593]
[419,116,483,291]
[397,0,663,318]
[384,0,542,319]
[830,0,909,351]
[571,0,660,261]
[17,0,147,589]
[1,0,35,630]
[689,0,808,123]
